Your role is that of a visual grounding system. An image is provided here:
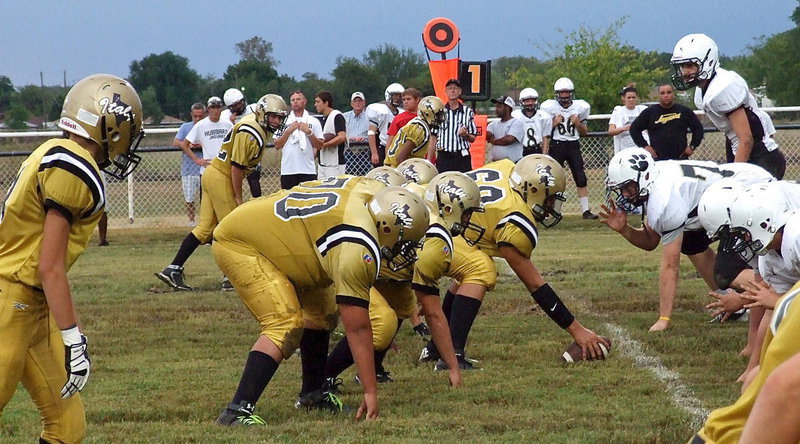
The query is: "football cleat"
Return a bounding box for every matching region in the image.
[294,389,345,413]
[582,210,599,220]
[216,401,266,426]
[433,354,482,371]
[323,377,343,395]
[354,371,394,384]
[221,276,234,291]
[155,266,192,291]
[419,344,441,363]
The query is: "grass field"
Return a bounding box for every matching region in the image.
[0,216,752,443]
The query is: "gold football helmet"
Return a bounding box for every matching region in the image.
[425,172,485,245]
[366,166,406,186]
[59,73,144,179]
[254,94,288,133]
[417,96,446,128]
[367,186,430,271]
[509,154,567,228]
[397,158,438,184]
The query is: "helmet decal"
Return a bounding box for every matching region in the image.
[99,93,134,127]
[390,202,413,228]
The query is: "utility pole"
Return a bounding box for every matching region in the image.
[40,71,46,129]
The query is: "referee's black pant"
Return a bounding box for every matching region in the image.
[436,150,472,173]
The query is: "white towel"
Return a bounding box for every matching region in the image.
[286,110,310,152]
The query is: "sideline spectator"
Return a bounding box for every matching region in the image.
[387,88,421,140]
[343,91,370,174]
[184,96,232,174]
[366,83,404,167]
[314,91,347,179]
[173,102,205,225]
[430,78,476,173]
[273,91,323,189]
[486,96,524,162]
[222,88,263,197]
[512,87,552,157]
[630,84,704,160]
[608,84,648,154]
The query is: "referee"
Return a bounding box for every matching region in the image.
[429,78,476,173]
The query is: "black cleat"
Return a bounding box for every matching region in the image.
[582,210,599,220]
[323,377,343,395]
[294,389,345,413]
[155,266,192,291]
[216,401,266,426]
[434,354,482,371]
[419,345,441,363]
[354,370,394,384]
[221,276,234,291]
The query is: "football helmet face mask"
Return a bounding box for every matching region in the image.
[519,88,539,113]
[417,96,446,129]
[698,179,746,252]
[368,187,430,271]
[426,172,485,245]
[553,77,575,106]
[671,33,719,91]
[224,88,246,115]
[605,148,655,212]
[397,158,438,184]
[384,83,405,107]
[254,94,288,133]
[725,184,793,262]
[510,155,567,228]
[365,167,405,186]
[59,73,144,179]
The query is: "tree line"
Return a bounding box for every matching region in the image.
[2,7,799,130]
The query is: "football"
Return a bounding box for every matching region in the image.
[561,337,612,362]
[323,133,335,143]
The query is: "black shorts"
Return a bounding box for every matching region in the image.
[680,230,713,256]
[436,151,472,173]
[280,173,317,190]
[548,140,587,187]
[750,148,786,180]
[714,247,752,290]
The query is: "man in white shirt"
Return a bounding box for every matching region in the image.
[486,96,524,162]
[608,85,648,154]
[314,91,347,179]
[184,96,233,174]
[273,91,323,189]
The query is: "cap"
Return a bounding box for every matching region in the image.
[491,96,515,108]
[351,91,365,101]
[207,96,223,107]
[445,78,461,88]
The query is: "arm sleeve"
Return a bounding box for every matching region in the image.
[629,108,649,147]
[609,107,623,127]
[709,83,748,115]
[175,123,191,142]
[539,112,553,137]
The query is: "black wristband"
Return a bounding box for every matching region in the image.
[531,283,575,329]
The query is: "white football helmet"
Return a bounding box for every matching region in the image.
[670,33,719,91]
[726,184,794,261]
[519,87,539,112]
[368,186,430,271]
[698,179,746,248]
[425,172,485,245]
[554,77,574,105]
[384,83,405,107]
[224,88,246,115]
[605,148,656,212]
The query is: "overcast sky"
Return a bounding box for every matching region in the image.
[1,0,796,88]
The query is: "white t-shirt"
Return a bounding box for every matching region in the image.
[186,117,233,173]
[694,68,778,155]
[759,213,800,293]
[220,105,253,125]
[511,109,552,153]
[487,117,525,162]
[366,102,400,147]
[539,99,590,142]
[646,161,774,245]
[280,110,323,175]
[610,105,648,153]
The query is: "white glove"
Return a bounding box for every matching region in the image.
[61,326,91,399]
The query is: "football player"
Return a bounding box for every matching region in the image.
[397,157,438,184]
[539,78,598,219]
[384,96,446,167]
[365,166,406,187]
[421,154,610,367]
[156,94,288,291]
[671,33,785,179]
[512,87,552,157]
[213,179,429,424]
[323,172,485,387]
[0,74,143,443]
[602,148,774,331]
[221,87,248,123]
[366,83,404,167]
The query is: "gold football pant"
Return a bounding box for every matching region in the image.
[446,236,497,290]
[0,279,85,444]
[212,243,336,359]
[192,167,237,244]
[369,281,416,350]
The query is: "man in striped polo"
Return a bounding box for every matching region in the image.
[429,79,477,173]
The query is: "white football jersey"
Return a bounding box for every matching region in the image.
[539,99,590,142]
[366,102,399,147]
[511,109,553,153]
[694,68,778,155]
[759,213,800,293]
[646,161,773,244]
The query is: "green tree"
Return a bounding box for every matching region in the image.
[726,28,800,106]
[508,19,668,115]
[363,44,428,88]
[140,86,164,126]
[129,51,201,118]
[330,57,384,109]
[235,36,278,66]
[5,99,29,129]
[223,59,280,100]
[0,75,15,111]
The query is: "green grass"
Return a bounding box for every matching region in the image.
[0,216,751,443]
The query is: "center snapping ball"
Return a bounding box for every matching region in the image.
[561,336,612,362]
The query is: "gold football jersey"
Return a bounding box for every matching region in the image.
[696,282,800,443]
[0,139,105,288]
[379,216,454,294]
[213,176,385,302]
[466,160,539,258]
[384,117,431,167]
[209,114,272,176]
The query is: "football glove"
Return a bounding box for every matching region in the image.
[412,322,431,338]
[60,327,91,399]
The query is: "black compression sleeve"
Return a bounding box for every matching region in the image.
[531,283,575,329]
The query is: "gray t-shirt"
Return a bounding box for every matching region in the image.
[487,117,525,162]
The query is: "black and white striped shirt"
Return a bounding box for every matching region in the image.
[436,103,476,154]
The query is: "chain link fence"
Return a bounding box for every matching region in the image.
[2,121,799,228]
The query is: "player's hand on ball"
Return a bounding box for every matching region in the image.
[61,332,91,399]
[570,327,611,361]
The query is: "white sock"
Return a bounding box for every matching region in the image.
[580,196,590,212]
